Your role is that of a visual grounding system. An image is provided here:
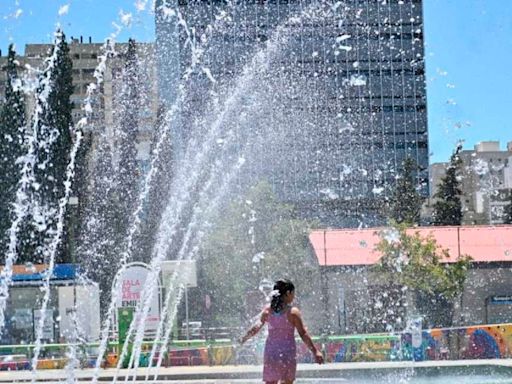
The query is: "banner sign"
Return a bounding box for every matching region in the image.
[114,263,161,334]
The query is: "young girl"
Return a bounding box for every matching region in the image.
[240,279,324,384]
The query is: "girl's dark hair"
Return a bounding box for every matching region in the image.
[270,279,295,313]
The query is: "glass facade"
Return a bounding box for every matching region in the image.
[156,0,428,226]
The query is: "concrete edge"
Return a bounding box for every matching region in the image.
[1,360,512,382]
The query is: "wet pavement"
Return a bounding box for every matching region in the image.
[2,360,512,383]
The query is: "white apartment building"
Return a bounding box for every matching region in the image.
[429,141,512,224]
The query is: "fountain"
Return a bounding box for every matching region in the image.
[1,1,511,384]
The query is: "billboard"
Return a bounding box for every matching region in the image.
[161,260,197,288]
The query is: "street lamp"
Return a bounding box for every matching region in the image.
[68,196,79,265]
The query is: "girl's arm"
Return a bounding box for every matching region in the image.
[290,307,324,364]
[239,307,270,344]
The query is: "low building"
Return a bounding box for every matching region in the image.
[0,39,158,170]
[0,264,100,345]
[1,39,157,128]
[308,225,512,335]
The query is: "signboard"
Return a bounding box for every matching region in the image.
[33,309,54,341]
[487,296,512,324]
[160,261,197,341]
[114,263,161,334]
[58,285,100,341]
[489,295,512,305]
[0,264,78,282]
[161,260,197,288]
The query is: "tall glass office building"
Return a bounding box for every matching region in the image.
[155,0,428,227]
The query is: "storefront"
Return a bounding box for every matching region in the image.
[0,264,100,345]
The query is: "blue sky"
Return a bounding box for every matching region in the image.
[1,0,511,164]
[0,0,155,46]
[424,0,512,162]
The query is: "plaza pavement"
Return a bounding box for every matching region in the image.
[1,360,512,382]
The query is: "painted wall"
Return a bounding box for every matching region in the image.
[5,323,512,370]
[402,323,512,361]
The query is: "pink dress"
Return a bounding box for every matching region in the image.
[263,307,296,382]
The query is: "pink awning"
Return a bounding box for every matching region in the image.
[309,225,512,266]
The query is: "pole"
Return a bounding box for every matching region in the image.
[322,230,329,334]
[185,286,190,341]
[69,197,78,341]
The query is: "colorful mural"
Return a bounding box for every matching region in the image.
[209,345,235,365]
[401,323,512,361]
[293,336,400,364]
[5,323,512,369]
[240,324,512,364]
[104,345,236,368]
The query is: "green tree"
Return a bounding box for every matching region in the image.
[0,44,26,259]
[20,30,74,263]
[375,224,471,328]
[196,181,319,327]
[388,158,424,225]
[113,38,141,256]
[432,144,464,226]
[38,30,74,201]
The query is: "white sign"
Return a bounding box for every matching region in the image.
[58,285,100,342]
[33,309,54,340]
[161,260,197,288]
[114,263,161,333]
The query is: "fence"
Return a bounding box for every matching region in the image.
[1,323,512,370]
